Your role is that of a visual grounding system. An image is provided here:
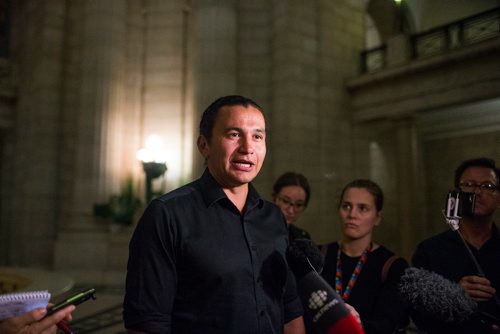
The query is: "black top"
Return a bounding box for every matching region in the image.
[289,224,311,242]
[412,224,500,333]
[321,242,409,334]
[123,169,303,334]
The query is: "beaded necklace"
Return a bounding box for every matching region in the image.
[335,242,371,302]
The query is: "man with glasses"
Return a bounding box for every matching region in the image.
[412,157,500,333]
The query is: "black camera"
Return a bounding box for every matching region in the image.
[445,190,475,218]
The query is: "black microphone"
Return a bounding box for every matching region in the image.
[399,267,500,329]
[287,239,365,334]
[286,238,324,278]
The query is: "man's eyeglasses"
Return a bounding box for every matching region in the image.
[459,181,498,194]
[276,196,306,211]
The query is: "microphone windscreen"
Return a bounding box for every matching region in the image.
[326,315,366,334]
[399,267,477,323]
[286,238,324,280]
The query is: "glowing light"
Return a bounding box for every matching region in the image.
[136,134,167,163]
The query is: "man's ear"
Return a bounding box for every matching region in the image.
[197,135,209,160]
[374,210,383,226]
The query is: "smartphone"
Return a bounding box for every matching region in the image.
[46,288,96,316]
[444,190,475,218]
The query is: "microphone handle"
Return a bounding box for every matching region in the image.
[456,229,485,276]
[298,271,365,334]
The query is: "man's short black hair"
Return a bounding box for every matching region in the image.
[454,157,500,187]
[199,95,263,140]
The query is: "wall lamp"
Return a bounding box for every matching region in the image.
[136,135,167,203]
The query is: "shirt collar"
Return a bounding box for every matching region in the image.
[199,168,263,210]
[445,221,500,246]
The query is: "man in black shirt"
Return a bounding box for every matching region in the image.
[123,95,305,334]
[412,157,500,333]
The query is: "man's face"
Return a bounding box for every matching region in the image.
[459,166,500,217]
[197,104,266,189]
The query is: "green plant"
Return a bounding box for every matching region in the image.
[93,177,142,226]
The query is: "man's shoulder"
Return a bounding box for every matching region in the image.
[417,229,454,246]
[154,179,202,206]
[412,230,456,269]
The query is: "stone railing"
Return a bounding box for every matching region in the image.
[361,6,500,74]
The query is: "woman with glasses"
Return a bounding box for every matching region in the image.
[272,172,311,241]
[320,179,409,334]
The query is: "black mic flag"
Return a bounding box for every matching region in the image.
[287,239,365,334]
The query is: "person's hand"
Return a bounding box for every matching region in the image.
[459,275,496,302]
[345,303,362,325]
[0,304,75,334]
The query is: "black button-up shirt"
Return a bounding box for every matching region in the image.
[412,224,500,333]
[124,169,303,333]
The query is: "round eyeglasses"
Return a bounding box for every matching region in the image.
[277,196,306,211]
[459,181,498,194]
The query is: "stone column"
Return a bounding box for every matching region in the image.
[395,117,423,259]
[190,0,238,175]
[53,0,128,272]
[3,0,67,266]
[267,0,365,243]
[139,0,194,192]
[62,0,128,228]
[386,33,410,67]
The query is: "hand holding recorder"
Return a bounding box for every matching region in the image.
[0,304,74,334]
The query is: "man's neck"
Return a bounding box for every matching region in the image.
[459,216,493,249]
